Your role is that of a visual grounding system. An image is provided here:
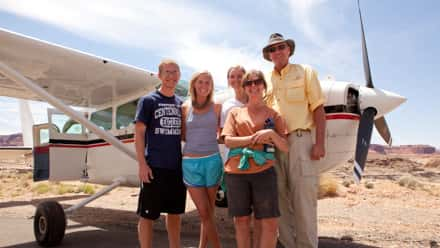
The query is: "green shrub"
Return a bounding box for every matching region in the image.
[364,181,374,189]
[318,175,339,199]
[398,175,422,190]
[24,172,33,180]
[77,184,95,195]
[57,184,75,195]
[32,183,51,194]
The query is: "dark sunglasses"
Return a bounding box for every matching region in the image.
[243,79,264,87]
[268,44,287,53]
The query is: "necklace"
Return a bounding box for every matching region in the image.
[192,99,210,110]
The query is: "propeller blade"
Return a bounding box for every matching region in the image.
[375,116,392,146]
[357,0,374,88]
[354,107,377,183]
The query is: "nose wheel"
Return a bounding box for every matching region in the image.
[34,201,66,246]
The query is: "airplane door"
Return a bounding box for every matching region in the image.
[32,123,50,181]
[46,109,88,181]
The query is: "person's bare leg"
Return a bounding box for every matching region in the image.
[188,186,222,248]
[234,216,251,248]
[166,214,181,248]
[190,186,207,248]
[252,217,262,248]
[138,217,153,248]
[207,185,222,247]
[199,221,207,248]
[206,185,218,213]
[258,217,278,248]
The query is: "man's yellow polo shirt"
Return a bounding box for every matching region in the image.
[266,63,325,133]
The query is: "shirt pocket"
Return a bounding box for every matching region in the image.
[285,81,305,102]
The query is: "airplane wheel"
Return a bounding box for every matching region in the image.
[215,187,228,208]
[34,201,66,246]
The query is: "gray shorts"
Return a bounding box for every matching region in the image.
[225,167,280,219]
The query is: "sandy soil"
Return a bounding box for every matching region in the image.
[318,154,440,248]
[1,154,439,247]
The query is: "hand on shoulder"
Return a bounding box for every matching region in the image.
[182,100,190,108]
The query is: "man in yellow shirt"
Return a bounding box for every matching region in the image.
[263,33,326,248]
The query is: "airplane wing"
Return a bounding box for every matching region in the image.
[0,28,160,108]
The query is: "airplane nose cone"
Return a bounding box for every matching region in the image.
[359,86,406,118]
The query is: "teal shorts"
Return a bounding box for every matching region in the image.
[182,153,223,187]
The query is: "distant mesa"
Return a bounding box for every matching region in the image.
[370,144,437,155]
[0,133,23,146]
[369,144,386,154]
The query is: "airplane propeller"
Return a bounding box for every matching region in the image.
[354,107,376,183]
[374,117,391,145]
[353,0,393,182]
[358,0,373,89]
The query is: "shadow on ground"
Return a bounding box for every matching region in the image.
[2,228,204,248]
[319,237,378,248]
[2,198,378,248]
[2,232,378,248]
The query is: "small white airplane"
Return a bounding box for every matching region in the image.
[0,3,405,246]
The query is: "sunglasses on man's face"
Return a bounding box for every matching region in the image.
[268,44,287,53]
[243,79,264,87]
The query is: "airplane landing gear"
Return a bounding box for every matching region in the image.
[33,201,66,246]
[32,177,125,246]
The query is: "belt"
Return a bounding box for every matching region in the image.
[289,129,310,137]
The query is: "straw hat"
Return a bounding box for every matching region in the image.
[262,33,295,61]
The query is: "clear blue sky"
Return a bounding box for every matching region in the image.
[0,0,439,148]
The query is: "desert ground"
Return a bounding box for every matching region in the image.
[0,153,439,248]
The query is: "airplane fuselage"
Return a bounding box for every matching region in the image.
[32,79,405,186]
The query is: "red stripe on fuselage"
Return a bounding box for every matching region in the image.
[34,138,135,150]
[326,113,360,120]
[34,145,50,154]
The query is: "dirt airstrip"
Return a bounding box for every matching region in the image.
[0,153,439,247]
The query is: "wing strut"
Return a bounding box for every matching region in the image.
[0,61,137,161]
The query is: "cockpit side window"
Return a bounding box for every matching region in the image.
[116,99,139,129]
[324,87,360,114]
[346,88,360,114]
[63,120,82,134]
[90,107,112,130]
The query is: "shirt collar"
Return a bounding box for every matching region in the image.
[272,63,292,77]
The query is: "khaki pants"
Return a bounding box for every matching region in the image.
[275,131,318,248]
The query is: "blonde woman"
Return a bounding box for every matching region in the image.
[182,71,222,248]
[222,69,288,248]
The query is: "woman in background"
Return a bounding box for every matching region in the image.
[220,65,247,131]
[216,65,247,207]
[220,65,247,159]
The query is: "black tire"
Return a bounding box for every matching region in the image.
[215,186,228,208]
[33,201,66,247]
